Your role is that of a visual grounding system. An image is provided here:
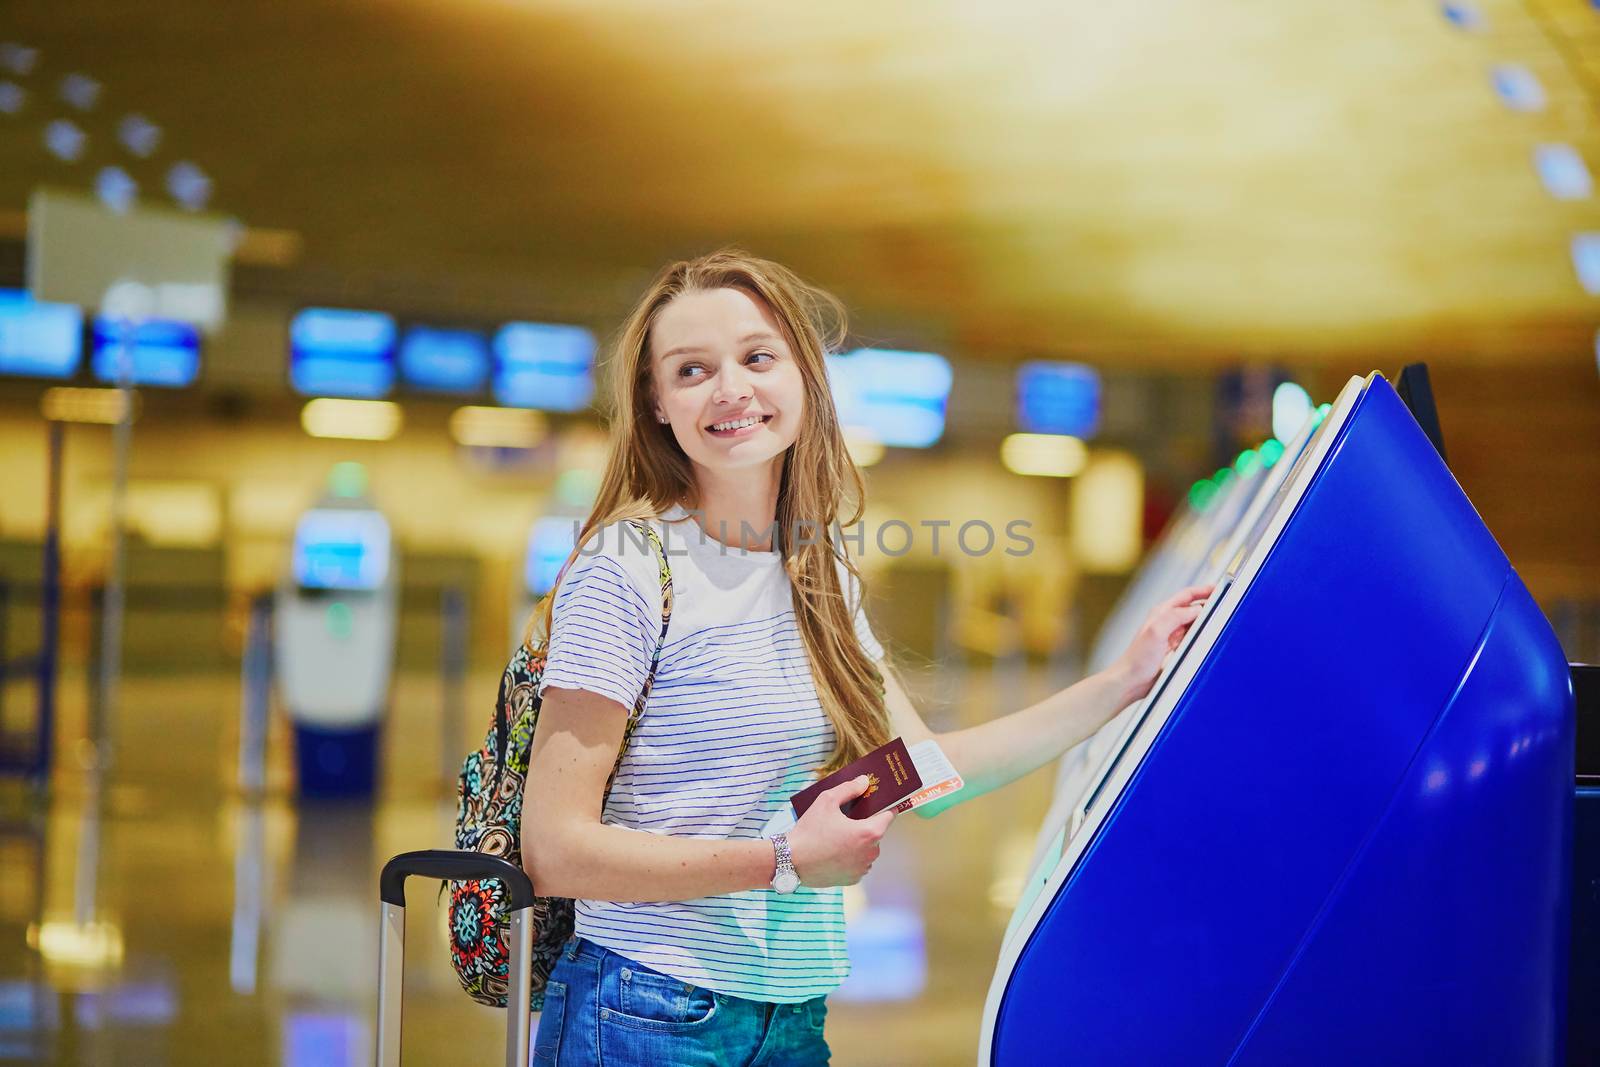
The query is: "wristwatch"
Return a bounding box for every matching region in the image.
[769,833,800,894]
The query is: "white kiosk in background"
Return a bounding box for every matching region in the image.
[275,467,398,799]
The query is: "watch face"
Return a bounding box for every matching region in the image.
[773,871,800,894]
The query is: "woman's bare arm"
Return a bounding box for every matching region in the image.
[881,585,1212,818]
[521,686,889,900]
[520,686,774,901]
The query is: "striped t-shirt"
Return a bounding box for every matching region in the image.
[535,503,884,1003]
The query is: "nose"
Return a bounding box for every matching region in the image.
[711,361,754,406]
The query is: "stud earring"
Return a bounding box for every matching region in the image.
[657,415,669,424]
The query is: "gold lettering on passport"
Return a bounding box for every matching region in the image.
[887,752,909,786]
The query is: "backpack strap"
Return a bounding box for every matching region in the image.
[608,520,674,785]
[493,517,674,787]
[490,659,513,789]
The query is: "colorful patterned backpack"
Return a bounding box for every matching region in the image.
[448,520,673,1010]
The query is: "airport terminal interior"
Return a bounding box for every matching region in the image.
[1,2,1599,1065]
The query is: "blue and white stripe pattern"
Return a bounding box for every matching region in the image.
[536,505,883,1002]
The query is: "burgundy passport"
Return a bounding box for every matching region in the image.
[790,737,922,820]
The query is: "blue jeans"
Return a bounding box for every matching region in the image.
[533,937,832,1067]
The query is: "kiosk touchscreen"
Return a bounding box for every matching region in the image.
[983,373,1575,1065]
[275,477,399,799]
[1036,415,1322,876]
[1087,416,1313,679]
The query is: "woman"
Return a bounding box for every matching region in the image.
[522,249,1209,1066]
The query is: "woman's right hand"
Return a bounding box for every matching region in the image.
[786,776,894,888]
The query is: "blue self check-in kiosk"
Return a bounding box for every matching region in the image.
[275,476,399,799]
[983,373,1576,1065]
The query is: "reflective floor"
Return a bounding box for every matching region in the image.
[1,658,1077,1065]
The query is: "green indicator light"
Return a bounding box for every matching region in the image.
[1213,467,1236,487]
[1233,449,1260,477]
[1189,480,1220,511]
[329,462,369,500]
[1259,439,1286,468]
[326,601,354,639]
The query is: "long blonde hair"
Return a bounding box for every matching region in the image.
[525,249,889,774]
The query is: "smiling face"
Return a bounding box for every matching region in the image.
[561,249,887,774]
[649,286,807,480]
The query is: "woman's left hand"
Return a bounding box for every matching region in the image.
[1107,584,1214,709]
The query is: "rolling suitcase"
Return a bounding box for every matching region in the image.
[377,849,536,1067]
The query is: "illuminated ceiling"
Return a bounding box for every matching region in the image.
[2,0,1597,366]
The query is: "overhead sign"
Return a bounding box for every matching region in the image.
[1016,362,1100,438]
[290,308,397,399]
[493,322,597,411]
[399,325,490,395]
[92,317,201,388]
[27,186,232,332]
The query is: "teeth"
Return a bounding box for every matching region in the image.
[709,415,763,432]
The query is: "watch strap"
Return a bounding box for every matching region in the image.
[771,833,796,887]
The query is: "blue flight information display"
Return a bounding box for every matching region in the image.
[525,516,581,596]
[92,317,202,388]
[1016,361,1100,438]
[0,289,84,379]
[399,325,491,394]
[828,348,952,448]
[290,308,398,399]
[292,509,392,592]
[493,322,598,411]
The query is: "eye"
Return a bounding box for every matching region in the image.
[746,350,776,366]
[677,362,706,379]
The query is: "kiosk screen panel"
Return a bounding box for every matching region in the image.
[1080,577,1234,821]
[292,509,392,591]
[525,516,580,596]
[0,289,83,379]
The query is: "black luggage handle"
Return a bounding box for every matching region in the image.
[379,849,534,909]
